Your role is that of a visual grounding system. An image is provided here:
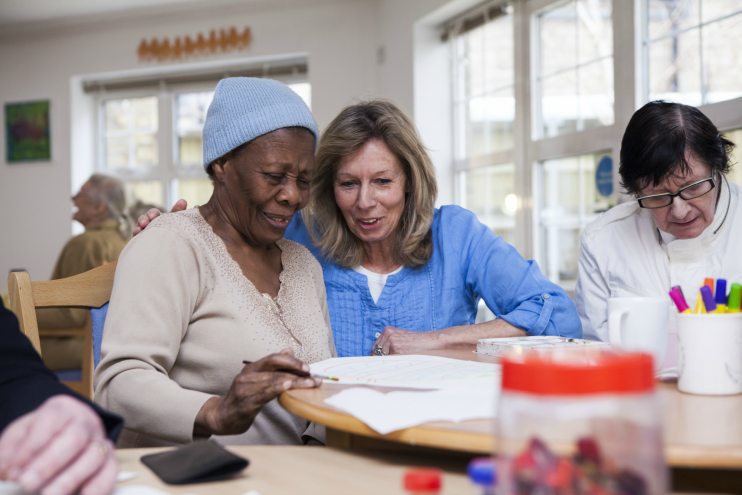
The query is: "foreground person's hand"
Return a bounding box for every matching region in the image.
[371,326,446,355]
[132,199,187,237]
[194,348,321,437]
[0,395,118,495]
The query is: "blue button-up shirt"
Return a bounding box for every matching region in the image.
[285,205,581,357]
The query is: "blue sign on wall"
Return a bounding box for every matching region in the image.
[596,156,613,197]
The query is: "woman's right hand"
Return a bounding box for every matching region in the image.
[132,199,187,237]
[193,348,321,437]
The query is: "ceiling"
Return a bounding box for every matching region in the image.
[0,0,251,26]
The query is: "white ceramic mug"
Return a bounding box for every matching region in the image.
[677,313,742,395]
[608,297,669,369]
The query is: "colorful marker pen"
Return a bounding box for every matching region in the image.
[700,285,718,313]
[669,288,691,314]
[695,289,705,314]
[728,283,742,313]
[716,279,728,313]
[704,278,715,297]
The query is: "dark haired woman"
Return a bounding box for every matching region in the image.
[576,101,738,347]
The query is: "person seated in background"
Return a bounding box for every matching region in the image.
[94,78,334,448]
[0,303,121,495]
[37,174,129,372]
[576,101,740,341]
[140,99,581,357]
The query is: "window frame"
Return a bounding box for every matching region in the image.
[93,76,309,210]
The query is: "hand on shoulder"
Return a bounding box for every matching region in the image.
[132,199,187,237]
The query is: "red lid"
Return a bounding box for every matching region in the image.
[501,352,654,395]
[404,468,442,492]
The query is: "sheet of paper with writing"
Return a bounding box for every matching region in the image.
[309,355,499,390]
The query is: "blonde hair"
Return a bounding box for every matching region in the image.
[305,99,438,268]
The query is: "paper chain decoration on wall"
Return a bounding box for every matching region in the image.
[137,27,251,62]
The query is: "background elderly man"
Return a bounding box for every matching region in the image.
[37,174,129,372]
[576,101,739,356]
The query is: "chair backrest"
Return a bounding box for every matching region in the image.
[7,262,117,399]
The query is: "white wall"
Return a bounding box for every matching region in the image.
[0,0,465,291]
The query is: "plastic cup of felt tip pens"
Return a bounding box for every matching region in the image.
[669,279,742,395]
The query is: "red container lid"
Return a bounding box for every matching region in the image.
[501,352,654,395]
[404,468,442,492]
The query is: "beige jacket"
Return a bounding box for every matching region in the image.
[37,219,128,370]
[94,209,336,446]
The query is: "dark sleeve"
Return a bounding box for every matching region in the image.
[0,304,123,441]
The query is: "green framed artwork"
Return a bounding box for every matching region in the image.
[5,100,51,162]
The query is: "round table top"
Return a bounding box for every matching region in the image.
[279,349,742,469]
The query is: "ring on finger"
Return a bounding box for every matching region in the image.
[373,344,386,356]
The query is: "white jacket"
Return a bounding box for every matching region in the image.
[576,176,739,344]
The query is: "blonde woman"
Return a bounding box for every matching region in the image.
[139,99,580,357]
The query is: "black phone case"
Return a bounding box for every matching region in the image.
[140,440,249,485]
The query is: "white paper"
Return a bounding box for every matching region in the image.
[113,486,173,495]
[310,355,499,390]
[0,483,172,495]
[324,387,499,434]
[117,471,138,483]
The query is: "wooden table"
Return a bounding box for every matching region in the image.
[279,349,742,470]
[116,446,472,494]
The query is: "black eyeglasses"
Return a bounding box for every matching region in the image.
[636,177,715,209]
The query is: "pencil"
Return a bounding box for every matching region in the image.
[242,360,339,381]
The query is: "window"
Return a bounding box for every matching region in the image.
[451,2,516,248]
[644,0,742,105]
[535,0,614,139]
[97,81,310,213]
[439,0,742,292]
[537,151,613,287]
[459,164,517,246]
[452,4,515,158]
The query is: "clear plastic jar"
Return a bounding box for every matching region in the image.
[496,353,666,495]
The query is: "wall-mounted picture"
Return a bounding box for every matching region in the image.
[5,100,50,162]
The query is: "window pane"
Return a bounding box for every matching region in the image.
[102,96,158,170]
[171,178,213,209]
[104,136,129,170]
[577,0,613,65]
[646,1,742,106]
[647,0,700,41]
[540,151,613,287]
[483,13,514,93]
[453,5,514,158]
[469,88,515,155]
[648,28,702,104]
[542,69,578,138]
[461,164,516,247]
[537,0,613,139]
[133,134,158,166]
[702,0,742,23]
[104,100,129,131]
[176,91,214,166]
[578,59,615,130]
[124,180,163,209]
[540,1,577,76]
[702,13,742,104]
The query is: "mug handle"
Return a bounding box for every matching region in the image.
[608,308,629,348]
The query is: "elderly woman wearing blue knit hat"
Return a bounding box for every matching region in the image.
[94,78,336,447]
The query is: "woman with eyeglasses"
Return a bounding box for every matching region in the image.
[576,101,738,346]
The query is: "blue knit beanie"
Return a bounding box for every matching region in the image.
[202,77,319,169]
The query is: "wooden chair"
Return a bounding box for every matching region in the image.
[7,262,117,399]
